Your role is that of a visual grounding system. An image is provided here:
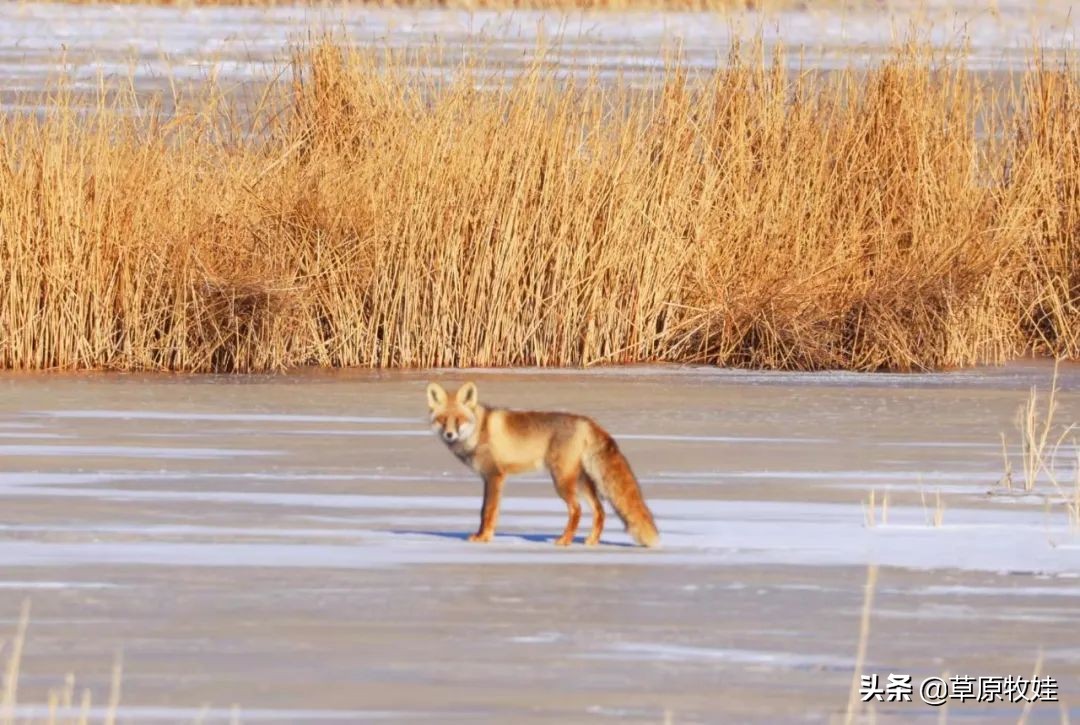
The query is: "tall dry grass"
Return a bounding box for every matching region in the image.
[0,40,1077,372]
[1,602,123,725]
[997,363,1080,526]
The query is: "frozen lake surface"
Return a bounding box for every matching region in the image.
[0,362,1078,721]
[0,0,1076,103]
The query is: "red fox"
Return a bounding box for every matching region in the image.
[426,382,659,548]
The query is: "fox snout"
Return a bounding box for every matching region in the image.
[441,430,458,442]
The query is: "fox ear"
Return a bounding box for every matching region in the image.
[426,382,448,411]
[456,381,479,409]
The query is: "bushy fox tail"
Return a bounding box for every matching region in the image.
[582,425,659,548]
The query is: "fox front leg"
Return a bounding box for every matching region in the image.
[468,472,506,543]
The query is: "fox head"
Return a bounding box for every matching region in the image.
[426,381,480,445]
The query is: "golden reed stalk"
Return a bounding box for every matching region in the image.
[0,40,1076,372]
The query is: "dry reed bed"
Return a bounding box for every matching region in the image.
[0,41,1077,372]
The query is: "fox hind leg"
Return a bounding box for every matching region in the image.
[581,474,605,546]
[550,466,582,547]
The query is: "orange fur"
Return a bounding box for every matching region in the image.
[426,382,659,547]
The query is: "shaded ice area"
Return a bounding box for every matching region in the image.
[0,0,1075,99]
[8,706,394,722]
[0,362,1078,721]
[1,497,1078,574]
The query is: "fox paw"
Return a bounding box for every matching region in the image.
[467,532,493,543]
[554,536,573,547]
